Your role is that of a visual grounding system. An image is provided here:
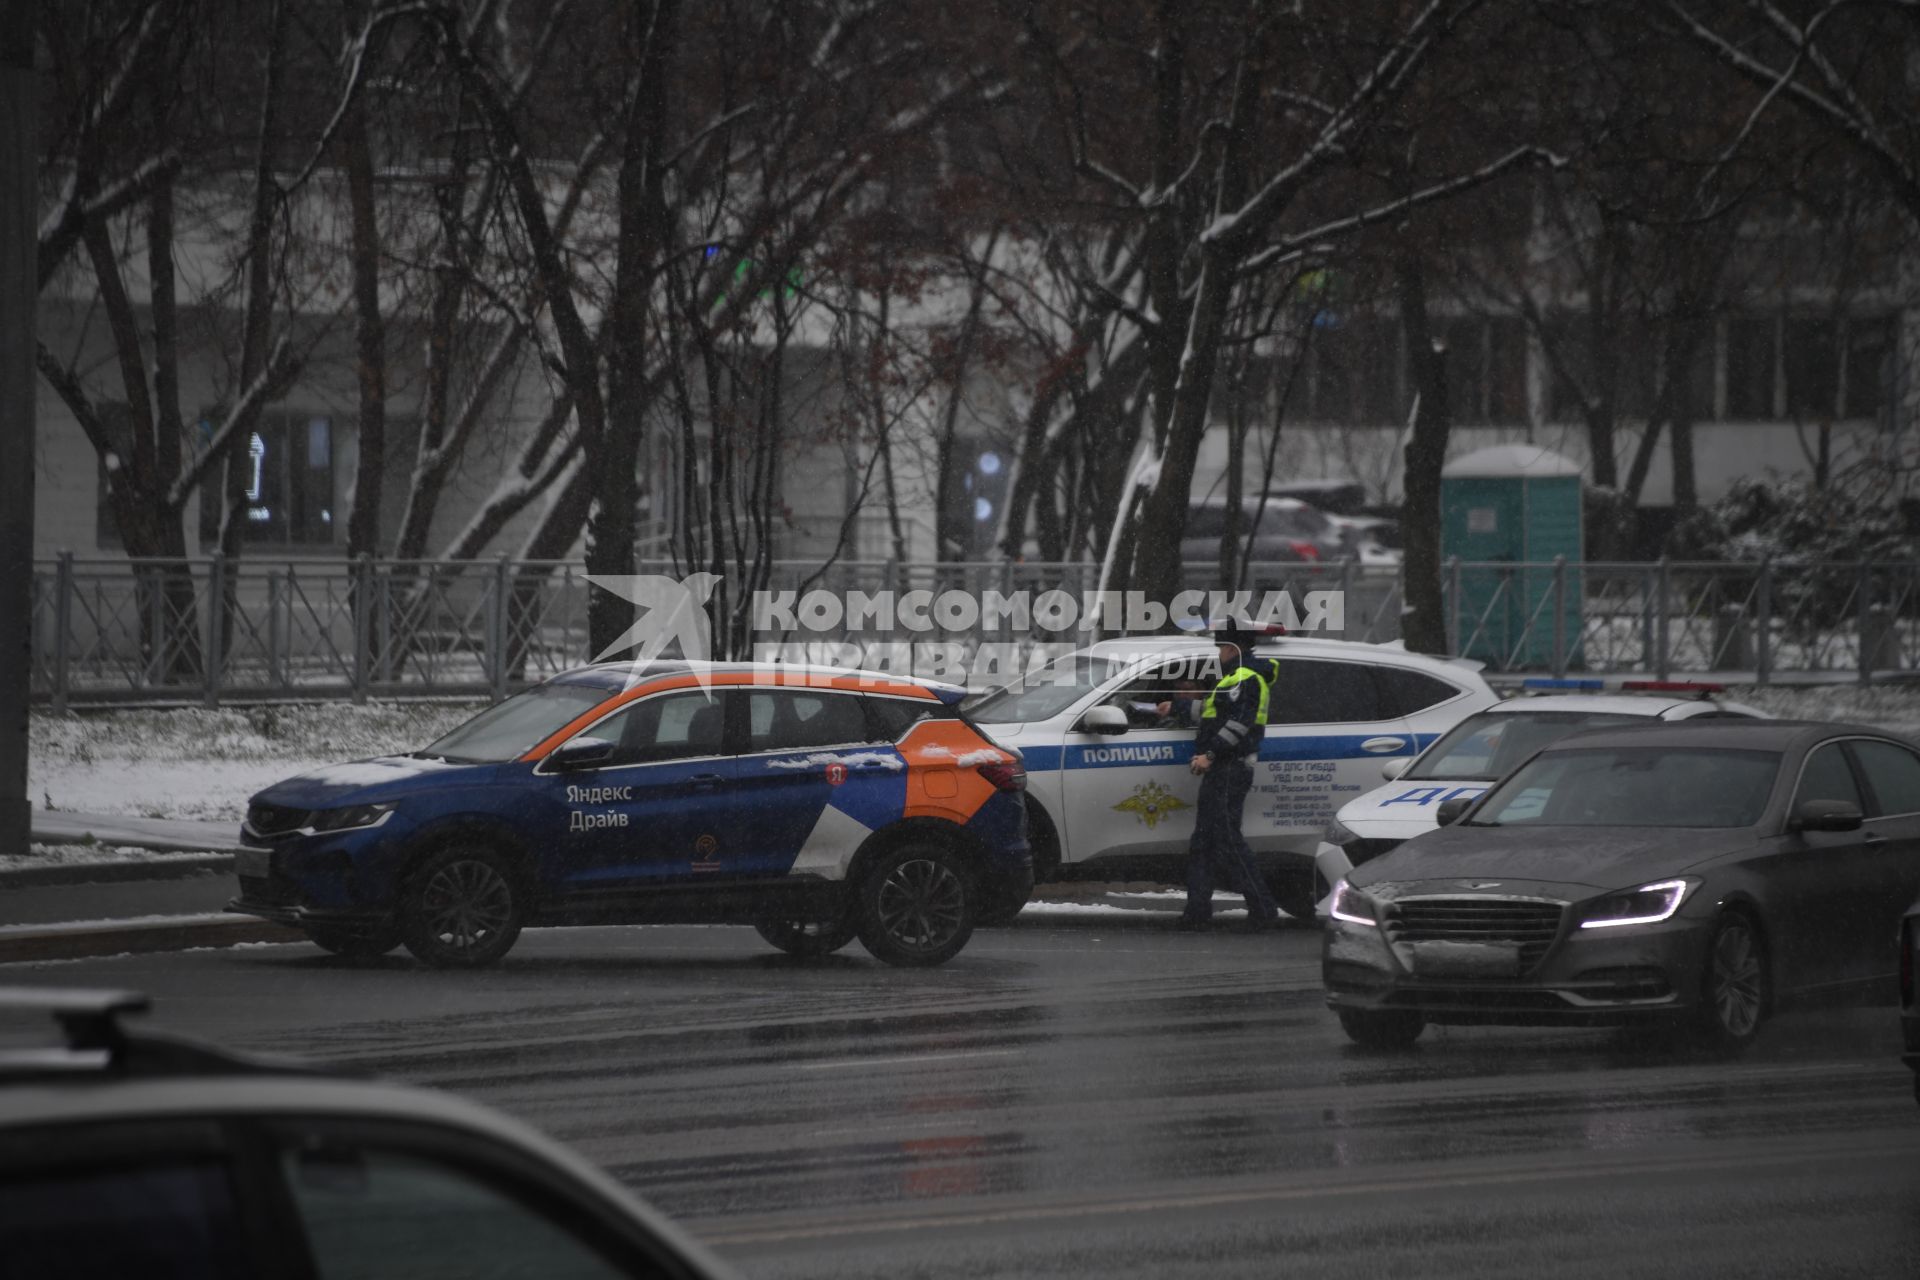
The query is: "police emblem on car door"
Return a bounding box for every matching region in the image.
[1061,659,1209,865]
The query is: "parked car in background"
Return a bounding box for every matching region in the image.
[1323,720,1920,1052]
[1183,496,1399,572]
[0,987,737,1280]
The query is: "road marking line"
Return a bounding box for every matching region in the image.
[791,1049,1019,1071]
[699,1131,1920,1245]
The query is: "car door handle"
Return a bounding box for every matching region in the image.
[683,773,726,793]
[1360,737,1406,754]
[1863,830,1888,844]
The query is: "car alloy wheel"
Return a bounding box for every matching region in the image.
[1700,913,1767,1051]
[401,847,526,968]
[856,843,977,967]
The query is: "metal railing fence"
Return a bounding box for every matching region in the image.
[27,553,1920,706]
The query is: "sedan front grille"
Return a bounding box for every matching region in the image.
[246,802,310,837]
[1386,897,1565,970]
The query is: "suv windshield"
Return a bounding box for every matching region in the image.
[418,684,611,763]
[1471,746,1781,828]
[1407,709,1646,781]
[969,653,1145,724]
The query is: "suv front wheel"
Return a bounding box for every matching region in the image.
[855,842,977,967]
[400,845,527,968]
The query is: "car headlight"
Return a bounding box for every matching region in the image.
[1328,878,1378,927]
[307,802,397,834]
[1577,879,1694,930]
[1323,816,1359,848]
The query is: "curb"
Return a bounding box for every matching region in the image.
[0,914,303,964]
[0,856,235,889]
[31,830,244,855]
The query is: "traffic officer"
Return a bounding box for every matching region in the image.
[1176,623,1282,932]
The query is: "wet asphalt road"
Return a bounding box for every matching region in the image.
[4,912,1917,1278]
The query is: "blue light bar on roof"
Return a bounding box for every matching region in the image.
[1521,677,1606,691]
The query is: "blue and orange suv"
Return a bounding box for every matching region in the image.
[228,663,1031,968]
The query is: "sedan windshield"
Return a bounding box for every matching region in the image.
[1471,746,1780,828]
[418,683,612,763]
[1407,709,1647,781]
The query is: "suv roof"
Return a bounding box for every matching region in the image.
[552,661,969,702]
[1080,633,1482,675]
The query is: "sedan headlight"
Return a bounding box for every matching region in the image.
[1328,878,1378,927]
[1577,879,1694,930]
[1323,816,1359,849]
[307,802,397,834]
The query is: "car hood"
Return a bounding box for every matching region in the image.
[250,756,489,810]
[1338,777,1493,839]
[1349,823,1756,894]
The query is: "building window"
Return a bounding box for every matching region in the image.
[92,400,135,549]
[197,412,336,546]
[1724,317,1777,419]
[1845,316,1893,422]
[1784,317,1841,419]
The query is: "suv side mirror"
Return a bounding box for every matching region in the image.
[1435,796,1474,827]
[1077,705,1129,736]
[1789,798,1864,834]
[549,737,615,771]
[1381,758,1410,782]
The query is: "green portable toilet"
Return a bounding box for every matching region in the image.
[1440,445,1584,669]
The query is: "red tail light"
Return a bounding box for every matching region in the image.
[1290,540,1321,561]
[976,762,1026,792]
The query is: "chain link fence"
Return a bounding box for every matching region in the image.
[27,554,1920,707]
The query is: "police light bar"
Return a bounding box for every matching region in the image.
[1619,680,1725,694]
[1518,676,1725,697]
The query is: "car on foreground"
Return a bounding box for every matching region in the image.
[1320,678,1765,883]
[0,986,735,1279]
[230,663,1031,969]
[967,632,1495,919]
[1902,897,1919,1105]
[1323,720,1920,1052]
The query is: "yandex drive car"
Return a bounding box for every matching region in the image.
[965,634,1496,918]
[229,663,1032,968]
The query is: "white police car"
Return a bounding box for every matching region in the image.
[966,634,1497,918]
[1319,678,1767,886]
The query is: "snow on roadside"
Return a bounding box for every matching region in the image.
[25,683,1920,828]
[31,701,482,824]
[1,844,227,872]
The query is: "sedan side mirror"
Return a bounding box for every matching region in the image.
[1077,705,1129,736]
[1381,758,1410,782]
[549,736,615,771]
[1789,798,1864,834]
[1435,796,1474,827]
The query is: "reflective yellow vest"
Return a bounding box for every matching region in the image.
[1200,663,1273,727]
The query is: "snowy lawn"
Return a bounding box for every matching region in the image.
[30,700,484,824]
[24,683,1920,827]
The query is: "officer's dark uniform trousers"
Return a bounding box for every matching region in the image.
[1183,660,1281,924]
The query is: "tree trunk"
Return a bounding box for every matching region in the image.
[1398,256,1452,657]
[343,92,386,560]
[590,0,679,656]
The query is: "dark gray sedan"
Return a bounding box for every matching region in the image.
[1323,720,1920,1052]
